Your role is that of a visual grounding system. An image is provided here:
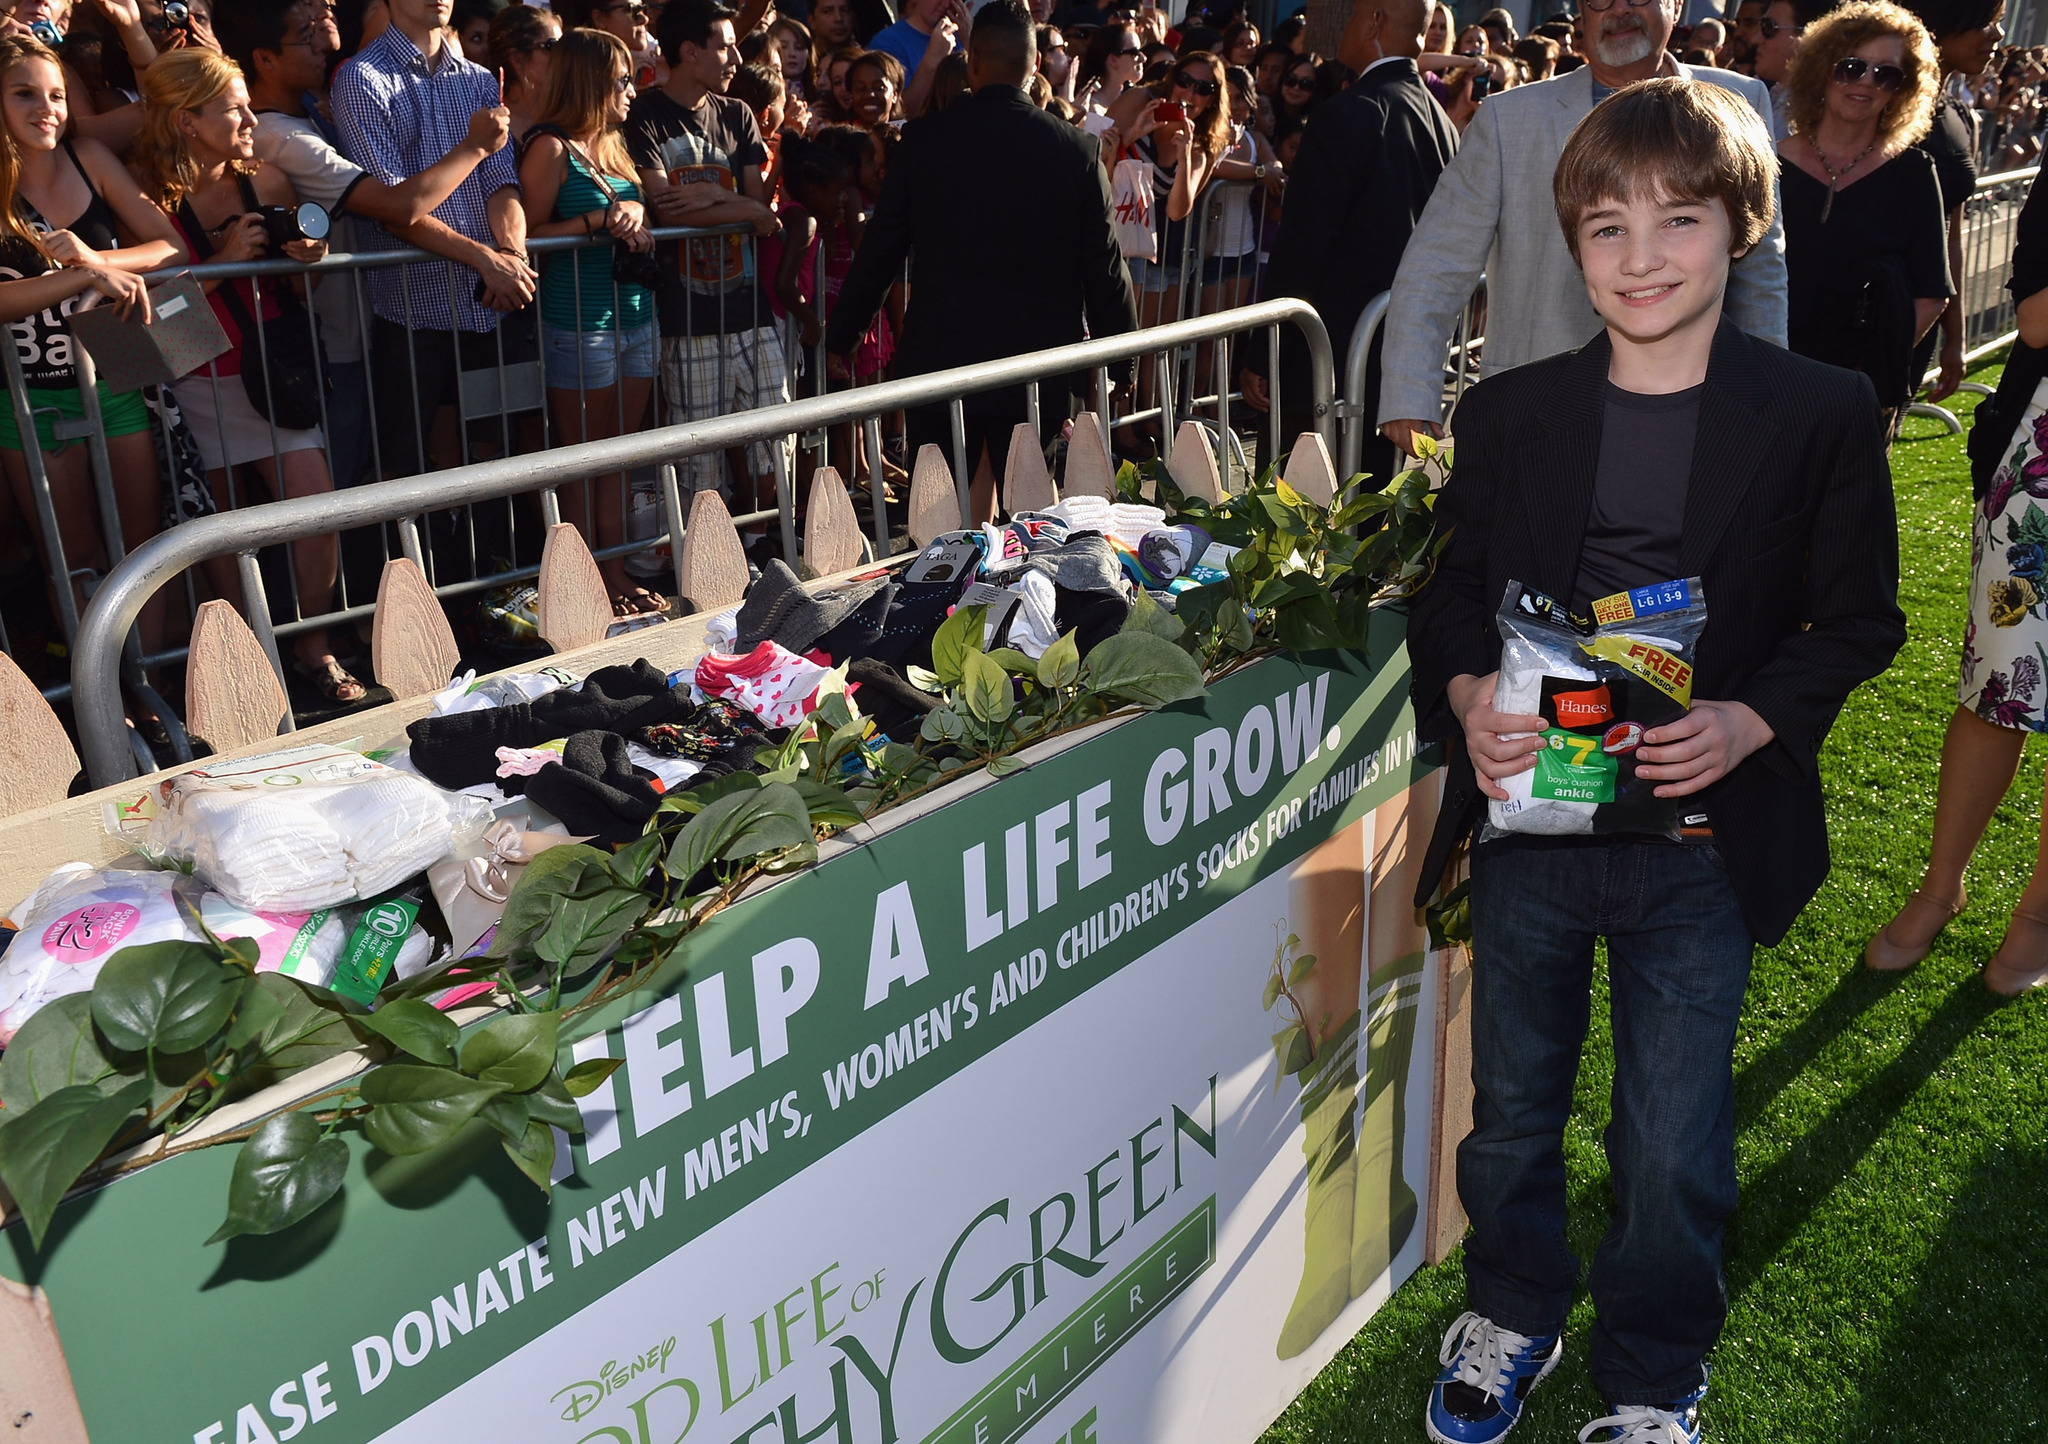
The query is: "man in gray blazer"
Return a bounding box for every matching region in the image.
[1376,0,1787,454]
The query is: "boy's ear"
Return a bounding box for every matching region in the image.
[1729,244,1752,261]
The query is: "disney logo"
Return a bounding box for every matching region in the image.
[551,1336,679,1423]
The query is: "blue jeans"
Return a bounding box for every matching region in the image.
[1461,839,1752,1407]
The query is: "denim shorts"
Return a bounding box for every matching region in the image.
[541,319,659,390]
[1126,256,1183,295]
[1201,252,1257,287]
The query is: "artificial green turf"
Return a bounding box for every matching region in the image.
[1261,367,2048,1443]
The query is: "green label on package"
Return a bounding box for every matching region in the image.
[276,908,332,978]
[330,898,417,1005]
[1532,727,1618,803]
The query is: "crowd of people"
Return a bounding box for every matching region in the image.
[0,0,2035,710]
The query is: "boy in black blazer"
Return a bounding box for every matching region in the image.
[1407,81,1905,1444]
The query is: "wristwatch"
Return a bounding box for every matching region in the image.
[1253,164,1269,180]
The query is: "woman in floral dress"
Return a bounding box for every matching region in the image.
[1865,174,2048,995]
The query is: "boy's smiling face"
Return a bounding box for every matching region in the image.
[1576,190,1739,350]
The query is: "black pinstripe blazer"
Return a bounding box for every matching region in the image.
[1406,319,1908,946]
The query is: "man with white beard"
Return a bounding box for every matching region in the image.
[1375,0,1785,456]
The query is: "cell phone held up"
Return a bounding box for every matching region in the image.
[1470,69,1493,102]
[1155,100,1185,125]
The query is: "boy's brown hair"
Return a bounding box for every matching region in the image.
[1552,78,1778,265]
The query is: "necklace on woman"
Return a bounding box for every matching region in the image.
[1809,132,1878,223]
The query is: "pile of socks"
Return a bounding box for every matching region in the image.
[693,641,841,729]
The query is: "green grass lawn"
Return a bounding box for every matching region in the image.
[1262,367,2048,1443]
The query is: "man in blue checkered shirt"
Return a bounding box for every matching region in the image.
[333,0,538,478]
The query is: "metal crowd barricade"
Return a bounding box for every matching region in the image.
[0,223,767,711]
[70,297,1335,788]
[1909,164,2039,432]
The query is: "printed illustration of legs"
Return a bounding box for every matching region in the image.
[1276,820,1368,1359]
[1352,780,1435,1295]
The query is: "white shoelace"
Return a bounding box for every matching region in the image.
[1576,1404,1694,1444]
[1438,1311,1538,1404]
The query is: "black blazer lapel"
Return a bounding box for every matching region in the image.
[1678,320,1780,577]
[1519,331,1610,603]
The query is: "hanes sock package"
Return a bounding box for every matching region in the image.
[1482,578,1709,843]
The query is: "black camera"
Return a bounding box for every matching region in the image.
[1470,69,1493,101]
[612,244,662,293]
[255,201,331,249]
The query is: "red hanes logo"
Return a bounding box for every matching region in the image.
[1552,685,1614,728]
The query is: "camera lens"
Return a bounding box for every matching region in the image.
[294,202,331,242]
[164,1,191,24]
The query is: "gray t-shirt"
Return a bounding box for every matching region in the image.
[253,110,368,363]
[1571,380,1700,613]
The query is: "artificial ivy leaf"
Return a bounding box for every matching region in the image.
[608,833,664,889]
[562,1056,623,1097]
[459,1012,560,1092]
[665,782,813,883]
[220,936,262,974]
[930,604,988,688]
[985,647,1039,678]
[0,1078,151,1249]
[205,1111,348,1245]
[1079,632,1208,707]
[246,974,374,1080]
[91,941,244,1054]
[760,841,819,873]
[657,769,762,815]
[1120,592,1185,643]
[905,665,943,693]
[1261,973,1284,1010]
[526,1073,586,1132]
[0,994,124,1113]
[355,998,461,1067]
[502,1118,555,1195]
[1288,952,1319,986]
[491,845,616,959]
[216,976,284,1053]
[986,753,1023,778]
[359,1065,504,1156]
[478,1092,531,1141]
[1035,631,1080,689]
[791,778,865,831]
[533,887,648,972]
[958,648,1014,726]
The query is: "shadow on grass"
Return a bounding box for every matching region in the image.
[1843,1143,2048,1442]
[1731,965,1905,1132]
[1725,976,2003,1302]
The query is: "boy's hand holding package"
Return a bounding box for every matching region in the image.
[1634,698,1774,797]
[1447,670,1545,802]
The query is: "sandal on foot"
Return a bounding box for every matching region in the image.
[1985,905,2048,996]
[1865,889,1967,972]
[609,588,666,618]
[292,657,366,706]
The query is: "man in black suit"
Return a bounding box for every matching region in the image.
[828,0,1137,521]
[1242,0,1456,485]
[1406,82,1904,1444]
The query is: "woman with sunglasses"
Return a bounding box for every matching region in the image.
[1778,0,1948,422]
[488,0,561,147]
[1073,21,1141,139]
[519,27,661,616]
[571,0,663,87]
[1270,52,1319,130]
[1104,49,1229,449]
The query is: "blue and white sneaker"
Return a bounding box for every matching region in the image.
[1576,1374,1709,1444]
[1425,1311,1563,1443]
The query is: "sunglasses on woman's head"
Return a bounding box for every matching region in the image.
[1758,16,1801,38]
[1116,45,1144,55]
[1175,73,1219,94]
[1833,54,1904,88]
[1281,72,1313,89]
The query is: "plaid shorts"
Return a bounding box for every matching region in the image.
[659,326,791,494]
